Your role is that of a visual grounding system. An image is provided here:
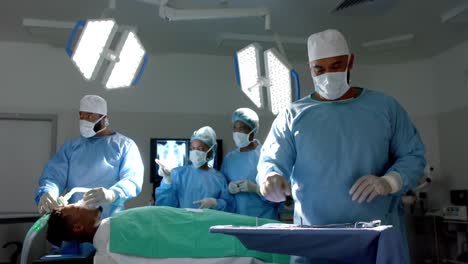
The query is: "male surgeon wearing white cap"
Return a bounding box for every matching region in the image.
[36,95,144,219]
[256,29,426,263]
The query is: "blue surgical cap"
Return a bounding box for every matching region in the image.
[232,108,259,132]
[191,126,217,149]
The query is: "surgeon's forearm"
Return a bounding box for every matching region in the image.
[110,178,142,204]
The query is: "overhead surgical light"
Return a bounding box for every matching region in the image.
[264,48,298,115]
[234,43,263,108]
[66,19,148,89]
[70,19,116,81]
[103,31,147,89]
[234,43,300,115]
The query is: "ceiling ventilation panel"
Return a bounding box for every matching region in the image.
[332,0,398,15]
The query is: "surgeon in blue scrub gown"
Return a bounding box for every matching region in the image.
[222,108,279,219]
[156,126,231,211]
[257,29,426,264]
[35,95,144,219]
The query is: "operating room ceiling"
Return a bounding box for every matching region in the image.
[1,0,468,64]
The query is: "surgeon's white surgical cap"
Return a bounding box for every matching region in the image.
[191,126,217,149]
[307,29,350,62]
[232,108,259,132]
[79,95,107,115]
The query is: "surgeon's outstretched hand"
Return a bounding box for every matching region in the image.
[38,192,59,214]
[193,197,217,209]
[349,175,392,203]
[260,174,291,203]
[155,159,172,184]
[83,187,117,208]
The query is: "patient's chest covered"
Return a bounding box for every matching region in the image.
[108,206,289,263]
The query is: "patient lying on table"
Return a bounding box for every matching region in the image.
[47,205,289,264]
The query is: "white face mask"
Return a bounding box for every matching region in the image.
[189,150,206,168]
[233,129,255,148]
[189,145,214,168]
[80,115,106,138]
[312,57,350,100]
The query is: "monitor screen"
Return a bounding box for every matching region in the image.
[150,138,223,184]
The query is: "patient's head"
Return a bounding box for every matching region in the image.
[47,204,102,246]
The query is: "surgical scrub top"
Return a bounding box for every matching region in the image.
[155,165,231,211]
[257,88,425,259]
[221,144,279,219]
[35,132,144,218]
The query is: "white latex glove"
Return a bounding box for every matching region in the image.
[228,181,241,194]
[155,159,172,184]
[57,196,68,207]
[38,192,60,214]
[83,187,117,208]
[349,173,401,203]
[238,180,258,193]
[193,197,217,209]
[260,174,291,203]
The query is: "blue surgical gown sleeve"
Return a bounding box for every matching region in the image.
[385,98,426,193]
[109,140,144,206]
[213,173,232,211]
[220,163,236,213]
[35,141,72,204]
[256,110,296,184]
[155,172,179,208]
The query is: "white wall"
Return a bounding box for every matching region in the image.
[432,41,468,198]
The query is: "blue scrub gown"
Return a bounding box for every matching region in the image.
[257,88,426,263]
[222,144,279,219]
[155,165,232,211]
[35,132,144,218]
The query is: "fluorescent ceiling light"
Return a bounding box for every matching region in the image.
[235,43,263,108]
[71,19,116,80]
[217,32,305,47]
[361,34,414,50]
[264,48,293,115]
[104,31,147,89]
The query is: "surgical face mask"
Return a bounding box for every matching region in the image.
[80,115,106,138]
[189,145,213,168]
[233,129,255,148]
[312,58,350,100]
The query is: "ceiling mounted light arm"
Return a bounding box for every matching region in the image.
[139,0,271,30]
[273,32,287,61]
